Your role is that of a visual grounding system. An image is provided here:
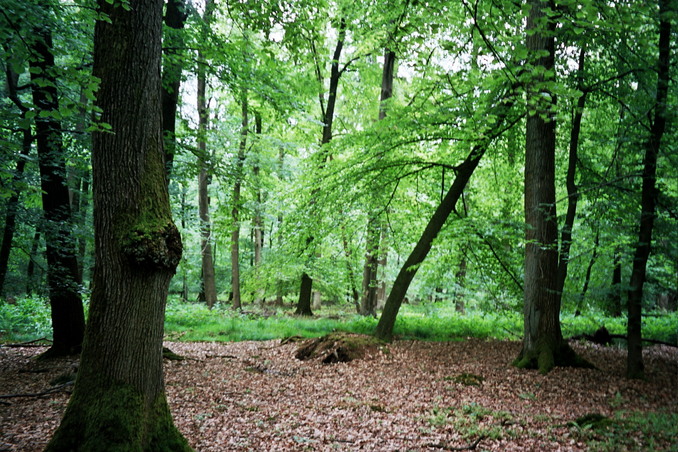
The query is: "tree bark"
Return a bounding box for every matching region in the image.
[45,0,190,448]
[196,0,217,308]
[231,89,248,310]
[360,48,395,317]
[626,0,672,380]
[29,22,85,358]
[296,18,347,316]
[161,0,188,179]
[374,84,516,340]
[555,48,587,301]
[514,0,589,374]
[0,65,32,295]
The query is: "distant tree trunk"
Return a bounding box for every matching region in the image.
[252,112,264,304]
[45,0,189,448]
[626,0,671,380]
[161,0,188,178]
[609,247,622,317]
[514,0,588,374]
[296,18,346,316]
[26,230,41,295]
[555,48,587,302]
[197,0,217,308]
[454,253,467,314]
[0,65,32,295]
[29,23,85,357]
[231,89,248,310]
[361,48,395,317]
[341,228,360,312]
[576,229,599,315]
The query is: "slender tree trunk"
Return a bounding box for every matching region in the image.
[626,0,672,379]
[0,65,32,295]
[576,229,599,315]
[161,0,187,178]
[375,84,516,340]
[609,247,622,317]
[231,89,248,310]
[296,18,347,316]
[555,48,587,300]
[26,230,41,295]
[360,48,396,317]
[29,23,85,358]
[46,0,190,448]
[454,253,467,314]
[252,112,264,304]
[196,0,217,308]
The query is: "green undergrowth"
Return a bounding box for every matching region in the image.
[568,410,678,451]
[2,295,677,345]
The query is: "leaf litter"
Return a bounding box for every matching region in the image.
[1,339,676,451]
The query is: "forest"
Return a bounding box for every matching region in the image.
[0,0,676,450]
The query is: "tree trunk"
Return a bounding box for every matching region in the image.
[609,247,622,317]
[29,23,85,358]
[197,0,217,309]
[252,112,264,304]
[161,0,188,178]
[0,65,32,295]
[231,89,248,310]
[514,0,589,374]
[46,0,190,448]
[296,18,347,316]
[360,48,396,317]
[626,0,672,380]
[375,86,517,341]
[555,48,587,301]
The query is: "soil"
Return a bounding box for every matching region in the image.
[1,339,676,451]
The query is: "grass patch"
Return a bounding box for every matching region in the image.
[570,410,678,451]
[2,295,677,345]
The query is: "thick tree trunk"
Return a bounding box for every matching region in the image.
[626,0,672,379]
[161,0,187,178]
[46,0,190,449]
[231,90,248,310]
[514,0,589,374]
[29,24,85,358]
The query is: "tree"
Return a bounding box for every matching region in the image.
[29,16,85,358]
[196,0,217,308]
[513,0,589,374]
[626,0,673,380]
[45,0,190,448]
[161,0,188,178]
[374,83,518,341]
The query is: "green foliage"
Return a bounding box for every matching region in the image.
[424,403,515,440]
[0,296,52,341]
[569,411,678,452]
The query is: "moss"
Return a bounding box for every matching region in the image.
[120,221,182,271]
[295,332,388,363]
[513,340,594,374]
[45,382,192,452]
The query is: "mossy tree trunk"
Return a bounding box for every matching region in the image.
[45,0,190,449]
[514,0,588,374]
[29,20,85,358]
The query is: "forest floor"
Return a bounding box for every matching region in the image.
[0,338,676,451]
